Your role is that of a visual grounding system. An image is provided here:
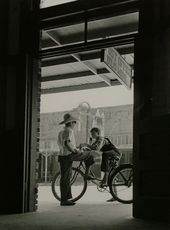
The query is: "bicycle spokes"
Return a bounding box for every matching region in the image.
[51,168,87,202]
[109,165,133,204]
[70,170,79,185]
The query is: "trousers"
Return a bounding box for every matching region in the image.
[58,151,94,202]
[101,150,121,172]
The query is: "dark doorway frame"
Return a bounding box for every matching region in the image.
[36,0,138,212]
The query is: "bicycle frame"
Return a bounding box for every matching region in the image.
[71,161,116,190]
[70,162,85,185]
[51,160,133,203]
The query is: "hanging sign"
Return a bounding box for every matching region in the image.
[101,47,132,89]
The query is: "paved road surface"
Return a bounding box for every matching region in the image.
[38,184,116,211]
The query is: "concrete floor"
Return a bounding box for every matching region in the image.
[0,185,169,230]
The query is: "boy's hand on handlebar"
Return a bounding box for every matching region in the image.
[73,148,81,154]
[79,143,88,148]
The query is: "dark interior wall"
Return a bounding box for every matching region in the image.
[0,0,25,214]
[0,0,40,214]
[133,0,170,221]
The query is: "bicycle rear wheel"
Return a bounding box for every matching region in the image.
[109,164,133,204]
[51,167,87,202]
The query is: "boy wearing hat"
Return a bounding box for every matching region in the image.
[58,113,94,206]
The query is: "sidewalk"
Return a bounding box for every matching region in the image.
[38,184,117,211]
[0,185,169,230]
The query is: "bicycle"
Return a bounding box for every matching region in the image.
[51,158,133,204]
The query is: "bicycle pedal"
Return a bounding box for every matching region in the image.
[99,183,107,188]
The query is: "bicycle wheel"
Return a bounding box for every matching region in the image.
[51,167,87,202]
[109,164,133,204]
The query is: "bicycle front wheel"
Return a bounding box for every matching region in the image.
[51,167,87,202]
[109,164,133,204]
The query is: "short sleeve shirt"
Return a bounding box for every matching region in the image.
[58,127,76,156]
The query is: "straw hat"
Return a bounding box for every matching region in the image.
[59,113,79,125]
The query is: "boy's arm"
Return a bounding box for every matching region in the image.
[79,143,91,149]
[90,137,104,151]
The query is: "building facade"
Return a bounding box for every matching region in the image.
[38,104,133,182]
